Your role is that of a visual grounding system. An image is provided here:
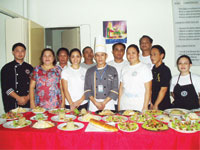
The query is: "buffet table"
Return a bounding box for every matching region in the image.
[0,112,199,149]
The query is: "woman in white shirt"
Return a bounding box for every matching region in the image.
[118,44,152,112]
[61,48,88,111]
[170,55,200,109]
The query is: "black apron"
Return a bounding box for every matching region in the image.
[172,73,199,110]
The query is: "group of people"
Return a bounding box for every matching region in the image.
[1,35,200,113]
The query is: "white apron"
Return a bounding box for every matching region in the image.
[89,99,115,112]
[120,91,144,111]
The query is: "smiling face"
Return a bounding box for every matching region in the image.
[70,51,81,65]
[126,47,139,65]
[12,46,26,62]
[177,57,192,74]
[42,50,55,66]
[150,48,163,66]
[94,52,107,67]
[58,50,68,65]
[112,44,125,61]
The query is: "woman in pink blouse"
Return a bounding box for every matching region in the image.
[30,48,65,109]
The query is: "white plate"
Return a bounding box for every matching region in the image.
[156,115,171,123]
[102,115,128,123]
[48,108,70,114]
[11,108,30,113]
[78,115,101,122]
[0,113,23,120]
[57,122,84,131]
[0,118,6,125]
[32,108,46,114]
[3,120,31,129]
[30,115,48,121]
[191,108,200,116]
[168,122,199,133]
[164,108,190,115]
[51,114,76,122]
[118,123,139,132]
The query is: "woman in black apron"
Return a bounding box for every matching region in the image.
[171,55,199,110]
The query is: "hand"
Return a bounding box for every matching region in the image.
[73,100,81,108]
[153,104,158,110]
[142,107,148,113]
[150,103,153,110]
[17,96,26,105]
[95,101,104,110]
[70,102,76,111]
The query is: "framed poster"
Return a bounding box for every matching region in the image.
[103,21,127,44]
[172,0,200,66]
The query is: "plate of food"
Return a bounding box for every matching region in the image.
[102,115,128,123]
[31,120,56,129]
[51,114,76,122]
[164,108,190,116]
[184,113,200,121]
[129,114,153,123]
[156,115,171,123]
[144,110,164,116]
[118,122,139,132]
[78,113,101,122]
[118,110,141,116]
[32,106,46,114]
[48,108,70,115]
[191,108,200,116]
[96,110,116,116]
[3,117,31,129]
[168,120,200,133]
[0,112,23,120]
[11,107,30,113]
[30,113,48,121]
[142,119,168,131]
[57,121,84,131]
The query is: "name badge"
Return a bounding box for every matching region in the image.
[98,85,104,93]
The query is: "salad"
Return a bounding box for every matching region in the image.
[118,122,138,132]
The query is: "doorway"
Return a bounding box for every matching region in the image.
[45,27,80,54]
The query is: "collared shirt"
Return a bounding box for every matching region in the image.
[1,60,33,112]
[80,62,96,70]
[84,64,119,100]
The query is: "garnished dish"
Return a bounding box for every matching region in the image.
[32,106,46,113]
[3,117,31,129]
[89,119,118,132]
[78,113,101,122]
[97,110,115,116]
[51,114,76,122]
[142,119,168,131]
[57,121,84,131]
[103,115,128,123]
[169,120,200,133]
[118,122,139,132]
[164,108,190,116]
[119,110,140,116]
[30,113,48,121]
[48,108,70,115]
[130,114,153,123]
[0,112,22,120]
[32,120,55,129]
[185,113,200,121]
[191,108,200,116]
[0,118,6,125]
[11,107,30,113]
[145,110,163,116]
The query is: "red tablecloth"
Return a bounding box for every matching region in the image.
[0,112,199,149]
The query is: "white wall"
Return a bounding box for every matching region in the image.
[27,0,199,75]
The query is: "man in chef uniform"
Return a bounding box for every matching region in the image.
[84,37,119,112]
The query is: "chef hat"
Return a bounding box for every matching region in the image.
[94,36,107,54]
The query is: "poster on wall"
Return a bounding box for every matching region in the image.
[103,21,127,44]
[172,0,200,66]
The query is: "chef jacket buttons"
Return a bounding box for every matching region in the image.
[15,66,17,68]
[16,82,18,84]
[16,91,18,93]
[104,86,106,88]
[16,74,18,76]
[104,78,106,80]
[104,94,106,96]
